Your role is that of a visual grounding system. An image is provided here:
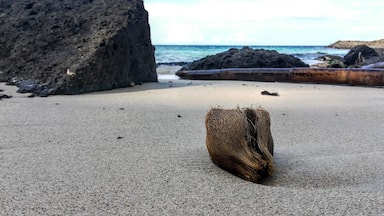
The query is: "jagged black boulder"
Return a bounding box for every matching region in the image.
[0,0,157,96]
[343,45,379,67]
[179,47,308,71]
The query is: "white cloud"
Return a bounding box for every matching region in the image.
[145,0,384,45]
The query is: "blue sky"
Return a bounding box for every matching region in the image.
[144,0,384,45]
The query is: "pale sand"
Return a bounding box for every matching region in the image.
[1,79,384,215]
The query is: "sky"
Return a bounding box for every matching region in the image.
[144,0,384,45]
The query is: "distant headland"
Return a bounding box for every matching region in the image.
[328,39,384,49]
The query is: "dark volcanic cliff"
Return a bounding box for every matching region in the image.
[0,0,157,96]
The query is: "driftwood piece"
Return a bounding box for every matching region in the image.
[205,108,274,183]
[176,68,384,86]
[261,91,279,96]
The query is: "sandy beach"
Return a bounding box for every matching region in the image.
[1,78,384,215]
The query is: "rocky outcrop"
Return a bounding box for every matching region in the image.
[0,0,157,96]
[343,45,381,67]
[312,55,345,68]
[328,39,384,49]
[178,47,308,71]
[312,45,384,68]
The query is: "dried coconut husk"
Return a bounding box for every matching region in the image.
[205,108,274,183]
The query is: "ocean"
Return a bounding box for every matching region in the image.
[154,45,349,66]
[154,45,350,79]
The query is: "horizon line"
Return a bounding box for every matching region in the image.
[152,44,331,47]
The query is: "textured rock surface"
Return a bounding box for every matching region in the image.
[0,0,157,96]
[179,47,308,71]
[312,55,346,68]
[312,47,384,69]
[343,45,381,67]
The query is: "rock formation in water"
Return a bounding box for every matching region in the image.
[0,0,157,96]
[178,47,308,71]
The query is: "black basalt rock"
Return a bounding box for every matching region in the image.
[0,0,157,96]
[179,47,308,71]
[343,45,379,67]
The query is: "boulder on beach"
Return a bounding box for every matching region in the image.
[178,47,308,71]
[343,45,381,67]
[0,0,157,96]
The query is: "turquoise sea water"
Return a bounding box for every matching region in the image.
[154,45,349,66]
